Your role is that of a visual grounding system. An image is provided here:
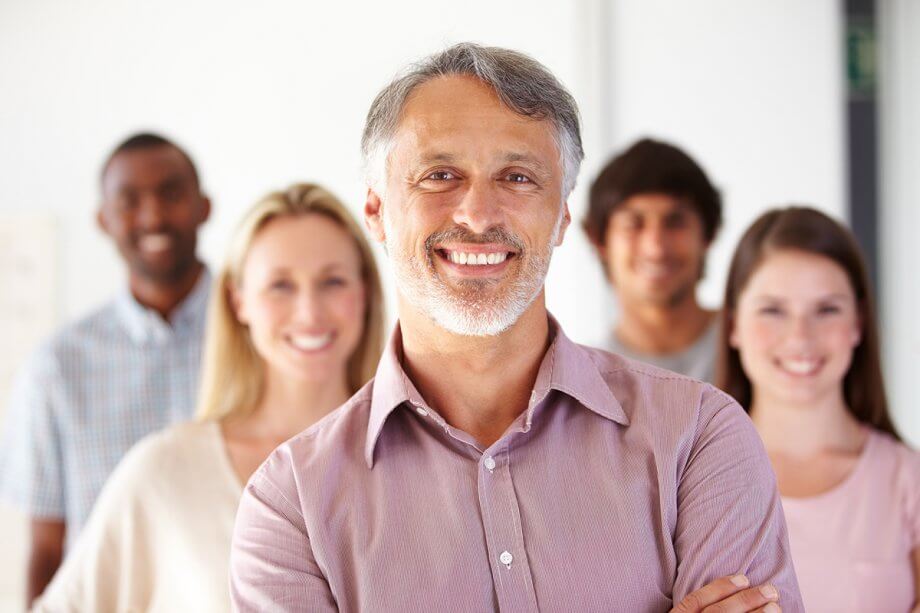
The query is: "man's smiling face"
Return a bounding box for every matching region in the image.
[366,75,570,336]
[99,145,209,285]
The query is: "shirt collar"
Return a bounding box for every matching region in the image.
[364,314,629,468]
[115,267,212,345]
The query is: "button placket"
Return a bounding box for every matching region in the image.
[476,443,540,611]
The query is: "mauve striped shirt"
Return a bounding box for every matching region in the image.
[230,319,803,612]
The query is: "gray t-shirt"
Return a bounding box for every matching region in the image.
[606,316,720,383]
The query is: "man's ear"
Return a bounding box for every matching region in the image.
[96,206,110,237]
[554,202,572,247]
[595,241,608,262]
[584,225,607,262]
[364,188,386,243]
[197,195,212,226]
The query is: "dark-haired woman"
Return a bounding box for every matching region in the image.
[717,206,920,613]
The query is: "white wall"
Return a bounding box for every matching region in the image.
[0,0,850,608]
[880,0,920,446]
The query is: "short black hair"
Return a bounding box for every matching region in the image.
[100,132,200,188]
[583,137,722,246]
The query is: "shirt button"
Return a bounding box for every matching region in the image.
[414,406,427,417]
[484,456,496,471]
[499,551,513,567]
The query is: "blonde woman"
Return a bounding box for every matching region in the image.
[33,183,385,612]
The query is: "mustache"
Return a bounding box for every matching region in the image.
[424,226,525,253]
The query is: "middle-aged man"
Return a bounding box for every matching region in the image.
[230,44,803,612]
[583,138,722,382]
[0,132,211,603]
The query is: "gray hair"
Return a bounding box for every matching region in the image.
[361,42,584,198]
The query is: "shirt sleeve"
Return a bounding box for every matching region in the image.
[892,441,920,549]
[0,346,66,519]
[672,389,805,612]
[230,471,337,612]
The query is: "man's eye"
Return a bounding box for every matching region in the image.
[424,171,456,181]
[160,187,182,202]
[506,173,532,184]
[664,214,689,229]
[117,196,139,211]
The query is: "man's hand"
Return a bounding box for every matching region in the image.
[27,518,65,605]
[670,575,781,613]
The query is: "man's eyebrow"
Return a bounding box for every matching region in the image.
[156,174,190,189]
[501,152,547,167]
[412,152,458,166]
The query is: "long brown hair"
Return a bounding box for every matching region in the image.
[196,183,385,422]
[715,206,898,439]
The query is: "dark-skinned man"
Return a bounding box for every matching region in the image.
[0,133,211,604]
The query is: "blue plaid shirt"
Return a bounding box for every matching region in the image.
[0,270,210,550]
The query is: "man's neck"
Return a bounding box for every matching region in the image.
[399,294,551,449]
[614,293,715,355]
[129,261,204,322]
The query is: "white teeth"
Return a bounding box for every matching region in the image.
[445,251,509,266]
[139,233,173,252]
[288,332,333,351]
[780,359,820,375]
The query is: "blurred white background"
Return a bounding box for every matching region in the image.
[0,0,916,609]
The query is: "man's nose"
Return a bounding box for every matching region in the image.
[136,194,167,229]
[638,223,668,258]
[451,180,503,235]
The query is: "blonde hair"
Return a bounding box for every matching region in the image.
[196,183,385,421]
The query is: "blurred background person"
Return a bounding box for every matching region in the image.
[717,206,920,613]
[583,138,722,381]
[0,132,212,603]
[32,183,385,612]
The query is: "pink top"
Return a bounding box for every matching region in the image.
[230,319,803,612]
[782,428,920,613]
